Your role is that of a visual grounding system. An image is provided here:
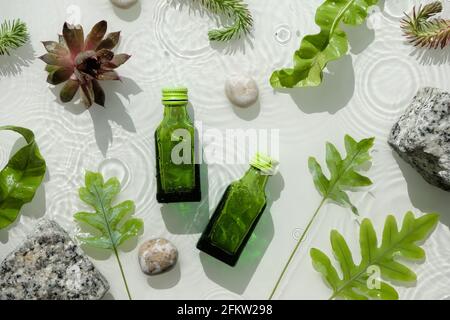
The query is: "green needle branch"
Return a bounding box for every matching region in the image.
[401,1,450,49]
[195,0,253,41]
[0,19,28,55]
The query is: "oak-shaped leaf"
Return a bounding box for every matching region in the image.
[308,135,374,215]
[310,212,439,300]
[74,171,143,250]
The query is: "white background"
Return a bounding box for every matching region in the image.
[0,0,449,300]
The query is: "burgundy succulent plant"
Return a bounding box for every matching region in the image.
[40,20,130,108]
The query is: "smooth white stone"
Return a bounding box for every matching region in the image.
[225,75,259,108]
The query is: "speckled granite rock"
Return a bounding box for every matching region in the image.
[0,219,109,300]
[389,87,450,191]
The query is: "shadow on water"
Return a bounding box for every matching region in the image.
[345,22,375,55]
[50,77,141,156]
[280,55,355,114]
[408,47,450,66]
[0,135,49,243]
[392,152,450,228]
[0,41,35,77]
[199,172,285,295]
[161,155,210,233]
[147,262,181,290]
[231,100,261,121]
[112,1,142,22]
[102,292,116,300]
[161,161,210,234]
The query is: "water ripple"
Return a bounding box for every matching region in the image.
[154,0,216,61]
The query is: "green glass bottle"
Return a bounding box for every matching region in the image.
[155,87,201,203]
[197,153,278,266]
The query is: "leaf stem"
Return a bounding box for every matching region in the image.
[113,245,132,300]
[269,198,327,300]
[93,184,133,300]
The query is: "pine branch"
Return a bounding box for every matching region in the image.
[401,1,450,49]
[0,19,29,55]
[195,0,253,42]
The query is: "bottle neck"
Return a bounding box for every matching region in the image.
[241,166,269,191]
[163,103,188,122]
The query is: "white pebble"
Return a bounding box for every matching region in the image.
[225,75,259,108]
[138,238,178,275]
[110,0,138,9]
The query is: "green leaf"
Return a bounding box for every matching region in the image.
[308,135,374,215]
[270,0,379,88]
[0,126,46,229]
[310,212,440,300]
[74,171,143,250]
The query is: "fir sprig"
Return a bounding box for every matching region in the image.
[0,19,29,55]
[195,0,253,41]
[401,1,450,49]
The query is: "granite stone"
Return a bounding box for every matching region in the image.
[0,219,109,300]
[389,87,450,191]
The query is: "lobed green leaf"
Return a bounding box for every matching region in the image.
[309,135,374,215]
[310,212,439,300]
[74,171,143,250]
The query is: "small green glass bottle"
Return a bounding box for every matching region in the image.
[155,88,201,203]
[197,153,278,266]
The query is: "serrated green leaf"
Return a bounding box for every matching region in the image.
[0,126,46,229]
[74,171,143,250]
[308,135,374,215]
[270,0,379,88]
[310,212,439,300]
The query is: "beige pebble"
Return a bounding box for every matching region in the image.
[138,238,178,275]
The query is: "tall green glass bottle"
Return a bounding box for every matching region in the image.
[155,88,201,203]
[197,153,278,266]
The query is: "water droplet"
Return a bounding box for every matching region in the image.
[274,25,292,45]
[98,158,131,190]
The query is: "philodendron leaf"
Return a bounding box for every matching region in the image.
[311,212,439,300]
[308,135,374,215]
[270,0,378,88]
[74,171,143,250]
[0,126,46,229]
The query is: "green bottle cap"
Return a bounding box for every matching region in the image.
[250,153,279,176]
[162,87,188,102]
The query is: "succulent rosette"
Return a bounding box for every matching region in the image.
[40,20,130,108]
